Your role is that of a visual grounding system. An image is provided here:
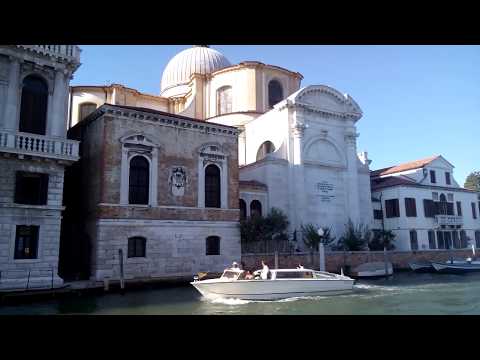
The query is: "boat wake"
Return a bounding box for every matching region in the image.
[208,297,252,305]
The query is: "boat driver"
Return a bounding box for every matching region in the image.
[260,260,270,280]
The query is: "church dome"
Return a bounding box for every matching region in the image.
[160,46,231,97]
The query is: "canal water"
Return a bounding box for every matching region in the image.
[2,271,480,315]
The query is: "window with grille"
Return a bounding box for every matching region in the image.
[128,237,146,258]
[410,230,418,250]
[217,86,232,115]
[19,75,48,135]
[385,199,400,218]
[14,225,39,259]
[79,102,97,121]
[405,198,417,217]
[14,172,49,205]
[205,164,221,208]
[206,236,220,255]
[129,156,150,205]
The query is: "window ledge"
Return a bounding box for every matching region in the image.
[0,204,65,211]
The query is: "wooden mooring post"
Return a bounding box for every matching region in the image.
[119,248,125,294]
[274,251,278,269]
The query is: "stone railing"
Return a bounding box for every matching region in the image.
[435,214,463,227]
[17,45,81,63]
[0,130,79,161]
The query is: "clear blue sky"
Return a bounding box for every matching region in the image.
[71,45,480,185]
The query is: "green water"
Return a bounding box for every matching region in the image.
[2,272,480,315]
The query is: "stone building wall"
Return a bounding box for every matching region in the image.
[0,158,65,289]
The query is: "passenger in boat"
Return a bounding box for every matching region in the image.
[297,264,304,269]
[261,260,270,280]
[232,261,239,269]
[245,271,254,280]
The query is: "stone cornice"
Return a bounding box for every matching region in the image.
[78,104,239,138]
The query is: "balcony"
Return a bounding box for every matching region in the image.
[0,130,79,162]
[435,214,463,227]
[17,45,81,64]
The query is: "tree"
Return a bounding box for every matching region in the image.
[301,224,336,251]
[368,230,396,251]
[239,207,289,243]
[334,219,370,251]
[464,171,480,192]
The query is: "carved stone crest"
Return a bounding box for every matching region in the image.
[169,167,187,196]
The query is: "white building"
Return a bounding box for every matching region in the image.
[70,46,374,246]
[0,45,80,289]
[371,155,480,251]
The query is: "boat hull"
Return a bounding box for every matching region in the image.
[409,262,435,273]
[431,262,480,274]
[350,262,393,278]
[191,279,355,301]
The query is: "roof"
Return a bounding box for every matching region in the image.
[239,180,268,190]
[371,175,478,193]
[72,103,239,131]
[371,156,439,177]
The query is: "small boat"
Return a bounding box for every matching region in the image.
[350,261,393,278]
[409,260,435,273]
[191,267,355,301]
[431,258,480,274]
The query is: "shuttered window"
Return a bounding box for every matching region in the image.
[430,170,436,184]
[475,231,480,248]
[127,237,146,258]
[436,231,445,249]
[410,230,418,250]
[445,172,451,185]
[457,201,462,216]
[428,230,436,249]
[472,203,477,219]
[405,198,417,217]
[385,199,400,218]
[423,199,436,218]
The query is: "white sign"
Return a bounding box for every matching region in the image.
[316,181,335,202]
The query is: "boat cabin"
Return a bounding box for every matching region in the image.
[219,268,340,281]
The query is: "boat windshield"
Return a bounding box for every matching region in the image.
[222,271,240,279]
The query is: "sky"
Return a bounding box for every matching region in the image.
[71,45,480,185]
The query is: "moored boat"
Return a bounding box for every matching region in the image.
[409,260,435,273]
[350,261,393,278]
[191,267,355,301]
[431,259,480,274]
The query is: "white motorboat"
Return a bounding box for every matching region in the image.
[350,261,393,278]
[431,258,480,274]
[191,267,355,301]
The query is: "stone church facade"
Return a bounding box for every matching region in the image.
[64,104,240,281]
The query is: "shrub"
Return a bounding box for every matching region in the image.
[368,229,396,251]
[334,219,370,251]
[239,207,289,243]
[301,224,336,251]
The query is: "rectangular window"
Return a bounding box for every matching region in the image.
[444,231,452,249]
[410,230,418,250]
[452,231,460,249]
[460,230,468,249]
[457,201,462,216]
[432,192,439,201]
[472,203,477,219]
[445,172,451,185]
[206,236,220,255]
[14,225,39,259]
[127,237,146,258]
[475,231,480,249]
[373,209,383,220]
[423,199,436,218]
[447,193,454,202]
[14,172,49,205]
[385,199,400,218]
[430,170,436,184]
[428,230,436,249]
[437,231,445,249]
[446,202,454,216]
[405,198,417,217]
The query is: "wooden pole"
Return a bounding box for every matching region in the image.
[119,249,125,294]
[274,251,278,269]
[384,246,389,277]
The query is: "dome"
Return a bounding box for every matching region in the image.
[160,46,231,97]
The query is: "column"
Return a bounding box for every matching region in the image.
[51,70,67,137]
[345,130,360,224]
[3,57,20,131]
[290,121,307,233]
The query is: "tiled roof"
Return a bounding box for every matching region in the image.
[371,156,439,177]
[371,176,417,190]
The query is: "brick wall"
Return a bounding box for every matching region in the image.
[242,249,475,273]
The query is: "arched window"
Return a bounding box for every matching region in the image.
[239,199,247,220]
[128,236,146,258]
[79,102,97,122]
[19,75,48,135]
[206,236,220,255]
[256,141,276,161]
[268,80,283,108]
[217,86,232,115]
[250,200,262,218]
[205,164,221,208]
[128,156,150,205]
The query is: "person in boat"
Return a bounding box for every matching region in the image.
[297,264,304,269]
[244,270,254,280]
[232,261,239,269]
[260,260,270,280]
